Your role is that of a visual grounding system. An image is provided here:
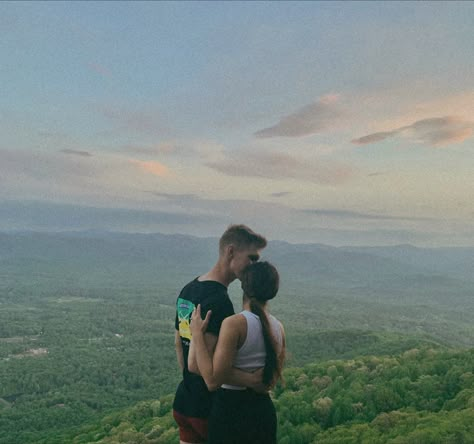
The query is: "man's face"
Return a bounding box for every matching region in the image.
[230,245,261,280]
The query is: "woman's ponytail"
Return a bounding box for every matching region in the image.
[241,261,284,387]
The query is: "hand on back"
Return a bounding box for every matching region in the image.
[190,304,212,336]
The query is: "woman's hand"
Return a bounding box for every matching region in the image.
[190,304,211,337]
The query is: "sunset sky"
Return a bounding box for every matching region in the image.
[1,1,473,246]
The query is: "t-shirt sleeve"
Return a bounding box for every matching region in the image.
[201,296,234,336]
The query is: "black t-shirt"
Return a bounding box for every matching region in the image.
[173,278,234,418]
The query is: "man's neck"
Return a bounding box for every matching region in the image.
[199,261,235,288]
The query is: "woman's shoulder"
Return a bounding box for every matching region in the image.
[222,312,247,328]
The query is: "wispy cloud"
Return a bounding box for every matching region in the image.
[270,191,292,198]
[60,149,93,157]
[146,192,198,201]
[0,148,176,206]
[129,159,170,177]
[121,142,181,156]
[352,116,473,147]
[254,94,345,138]
[207,150,353,185]
[301,208,432,222]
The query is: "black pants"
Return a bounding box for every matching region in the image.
[208,388,277,444]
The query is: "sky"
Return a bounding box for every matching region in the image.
[1,1,473,246]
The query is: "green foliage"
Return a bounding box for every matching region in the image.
[2,232,474,443]
[0,288,181,444]
[271,348,474,443]
[65,349,474,444]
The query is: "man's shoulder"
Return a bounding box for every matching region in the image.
[178,278,229,304]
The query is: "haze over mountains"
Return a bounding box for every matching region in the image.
[2,230,473,284]
[2,230,473,347]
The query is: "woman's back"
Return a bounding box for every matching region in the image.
[222,310,282,390]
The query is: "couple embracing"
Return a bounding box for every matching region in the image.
[173,224,286,444]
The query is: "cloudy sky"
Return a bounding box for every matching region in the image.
[1,1,473,246]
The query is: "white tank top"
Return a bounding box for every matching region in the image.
[222,310,283,390]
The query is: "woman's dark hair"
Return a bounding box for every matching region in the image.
[241,261,284,386]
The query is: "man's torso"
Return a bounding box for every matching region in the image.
[173,278,234,418]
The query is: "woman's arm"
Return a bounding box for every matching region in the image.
[190,305,241,391]
[188,331,218,375]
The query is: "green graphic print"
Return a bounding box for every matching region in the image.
[177,297,195,341]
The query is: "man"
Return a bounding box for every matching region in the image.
[173,224,267,444]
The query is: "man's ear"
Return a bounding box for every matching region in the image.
[227,244,234,259]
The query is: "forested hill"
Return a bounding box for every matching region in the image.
[1,231,474,443]
[65,348,474,444]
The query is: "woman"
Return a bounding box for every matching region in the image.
[189,261,286,444]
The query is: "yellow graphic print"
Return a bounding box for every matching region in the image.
[177,297,195,341]
[179,318,192,340]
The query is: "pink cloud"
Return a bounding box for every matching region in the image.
[129,159,170,177]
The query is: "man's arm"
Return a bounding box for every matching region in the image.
[175,330,184,371]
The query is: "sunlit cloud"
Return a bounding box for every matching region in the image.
[0,148,177,206]
[207,150,353,185]
[60,149,93,157]
[352,116,474,147]
[254,94,345,138]
[129,159,170,177]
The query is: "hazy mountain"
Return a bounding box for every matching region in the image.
[341,244,474,282]
[1,231,472,289]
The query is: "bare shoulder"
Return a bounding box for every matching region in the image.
[221,313,247,332]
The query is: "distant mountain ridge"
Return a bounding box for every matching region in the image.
[1,230,473,286]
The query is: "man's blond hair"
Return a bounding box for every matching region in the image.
[219,224,267,254]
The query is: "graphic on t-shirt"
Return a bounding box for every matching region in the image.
[177,297,195,341]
